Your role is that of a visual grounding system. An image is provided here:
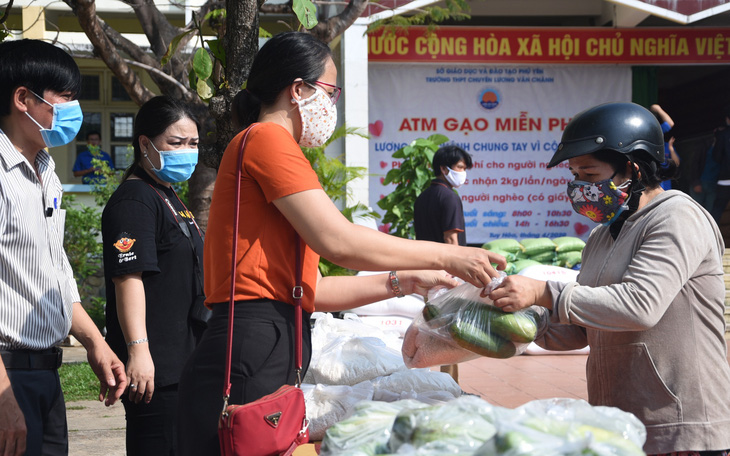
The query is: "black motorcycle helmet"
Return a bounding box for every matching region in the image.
[548,102,665,168]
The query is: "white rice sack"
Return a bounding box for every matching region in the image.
[524,341,590,355]
[310,335,407,386]
[371,369,462,402]
[302,381,374,441]
[311,313,402,353]
[517,264,579,283]
[352,315,413,337]
[342,284,425,318]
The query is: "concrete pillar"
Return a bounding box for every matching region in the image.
[22,6,46,40]
[342,19,371,209]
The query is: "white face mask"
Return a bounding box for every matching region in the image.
[445,167,467,188]
[295,86,337,148]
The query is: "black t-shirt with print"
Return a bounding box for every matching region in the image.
[413,179,467,246]
[102,168,203,387]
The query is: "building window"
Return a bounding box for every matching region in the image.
[111,77,133,102]
[73,70,138,173]
[79,74,101,102]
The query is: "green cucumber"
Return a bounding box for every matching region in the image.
[449,320,516,359]
[422,303,440,322]
[489,308,538,344]
[461,301,538,344]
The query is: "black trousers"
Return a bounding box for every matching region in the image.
[177,300,312,456]
[5,367,67,456]
[122,384,179,456]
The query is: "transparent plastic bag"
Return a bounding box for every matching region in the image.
[403,274,547,366]
[370,369,461,403]
[302,381,374,441]
[388,396,497,454]
[475,398,647,456]
[320,399,428,456]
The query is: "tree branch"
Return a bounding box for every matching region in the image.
[123,0,182,57]
[0,0,14,24]
[259,3,292,14]
[63,0,155,106]
[309,0,369,43]
[98,19,158,66]
[73,54,189,94]
[188,0,225,29]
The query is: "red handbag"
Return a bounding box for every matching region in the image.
[218,125,310,456]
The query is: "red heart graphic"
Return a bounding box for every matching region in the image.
[574,222,589,236]
[369,120,384,137]
[380,161,388,169]
[379,194,385,199]
[378,223,391,233]
[380,177,385,185]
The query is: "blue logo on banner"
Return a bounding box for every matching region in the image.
[479,88,501,111]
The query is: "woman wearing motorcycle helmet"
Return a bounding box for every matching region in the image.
[489,102,730,455]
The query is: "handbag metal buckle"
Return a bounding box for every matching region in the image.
[221,395,230,418]
[292,286,303,299]
[300,416,310,435]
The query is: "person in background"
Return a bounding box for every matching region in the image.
[650,103,680,190]
[689,133,719,212]
[0,39,126,456]
[102,96,205,456]
[709,106,730,223]
[72,131,114,184]
[489,102,730,455]
[413,144,473,382]
[176,31,506,455]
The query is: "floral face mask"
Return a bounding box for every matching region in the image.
[295,84,337,148]
[566,176,631,226]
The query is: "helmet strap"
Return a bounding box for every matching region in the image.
[627,158,646,195]
[609,160,643,240]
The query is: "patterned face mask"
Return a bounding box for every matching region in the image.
[295,85,337,148]
[566,176,631,226]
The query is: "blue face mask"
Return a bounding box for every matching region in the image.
[145,141,198,183]
[25,91,83,148]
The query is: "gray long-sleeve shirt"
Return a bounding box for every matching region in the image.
[539,190,730,454]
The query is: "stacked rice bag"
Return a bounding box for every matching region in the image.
[482,236,585,273]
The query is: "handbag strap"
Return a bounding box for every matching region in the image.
[222,124,304,409]
[145,183,205,296]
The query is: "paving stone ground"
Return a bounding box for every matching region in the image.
[62,346,125,456]
[61,340,730,455]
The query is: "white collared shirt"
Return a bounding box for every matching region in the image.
[0,128,78,350]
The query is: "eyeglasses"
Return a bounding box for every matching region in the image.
[306,80,342,105]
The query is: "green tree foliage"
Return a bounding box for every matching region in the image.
[377,134,449,239]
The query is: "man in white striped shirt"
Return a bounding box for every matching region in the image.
[0,40,127,456]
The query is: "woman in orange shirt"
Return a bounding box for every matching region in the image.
[177,31,505,454]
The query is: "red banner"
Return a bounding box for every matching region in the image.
[368,27,730,64]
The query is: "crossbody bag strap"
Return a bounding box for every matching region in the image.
[221,125,305,407]
[146,184,205,296]
[293,233,303,383]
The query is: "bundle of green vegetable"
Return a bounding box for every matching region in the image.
[320,396,647,456]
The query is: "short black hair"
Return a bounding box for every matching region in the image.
[87,131,101,140]
[233,32,332,130]
[0,40,81,117]
[432,145,472,177]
